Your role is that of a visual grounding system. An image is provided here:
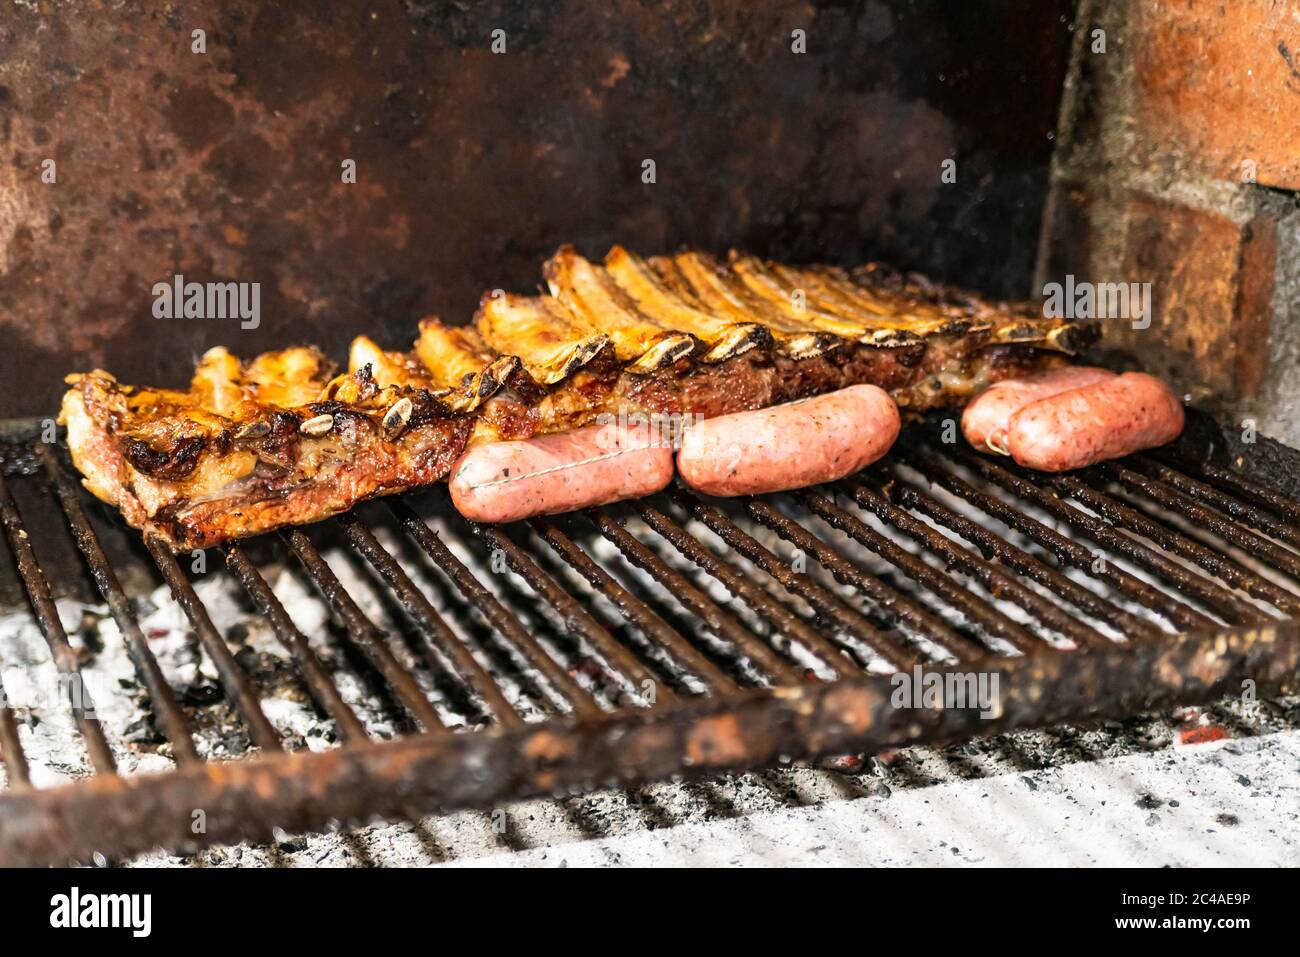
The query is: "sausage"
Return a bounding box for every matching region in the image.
[676,384,900,496]
[962,366,1116,454]
[1006,372,1184,472]
[449,422,674,522]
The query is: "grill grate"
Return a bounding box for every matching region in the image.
[0,420,1298,865]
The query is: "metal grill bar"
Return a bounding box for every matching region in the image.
[839,477,1111,650]
[630,500,850,677]
[668,488,918,671]
[0,471,117,775]
[802,488,1041,653]
[4,622,1296,868]
[745,498,985,660]
[1059,472,1300,617]
[901,449,1212,632]
[587,507,801,682]
[530,515,740,694]
[881,469,1162,640]
[947,449,1266,627]
[225,543,369,742]
[282,529,444,732]
[1109,462,1300,582]
[335,512,526,725]
[145,538,283,752]
[472,522,667,708]
[38,447,200,765]
[1156,450,1300,526]
[1134,456,1300,549]
[0,671,30,788]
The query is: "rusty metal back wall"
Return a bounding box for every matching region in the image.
[0,0,1075,418]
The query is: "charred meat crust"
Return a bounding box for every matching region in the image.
[674,340,1063,415]
[62,361,477,551]
[110,385,465,484]
[475,338,1073,441]
[121,432,207,481]
[149,415,475,550]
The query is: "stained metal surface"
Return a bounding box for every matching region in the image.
[0,0,1076,419]
[0,418,1298,865]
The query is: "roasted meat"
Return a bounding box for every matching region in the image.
[62,347,474,549]
[62,247,1096,548]
[452,247,1093,442]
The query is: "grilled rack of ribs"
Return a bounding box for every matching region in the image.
[62,346,475,549]
[62,247,1096,549]
[458,247,1091,442]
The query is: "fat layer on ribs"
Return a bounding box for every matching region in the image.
[62,247,1095,548]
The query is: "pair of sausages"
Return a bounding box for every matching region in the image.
[450,384,901,522]
[962,366,1184,472]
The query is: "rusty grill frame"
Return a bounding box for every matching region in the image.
[0,416,1298,866]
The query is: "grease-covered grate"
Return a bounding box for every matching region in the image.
[0,418,1297,866]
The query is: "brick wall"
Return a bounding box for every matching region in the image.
[1038,0,1300,446]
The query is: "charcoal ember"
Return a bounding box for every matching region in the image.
[819,752,867,774]
[123,714,165,747]
[179,680,224,707]
[76,611,105,654]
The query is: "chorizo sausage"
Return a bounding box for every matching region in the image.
[450,422,674,522]
[676,384,900,496]
[1005,372,1184,472]
[962,366,1116,454]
